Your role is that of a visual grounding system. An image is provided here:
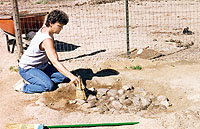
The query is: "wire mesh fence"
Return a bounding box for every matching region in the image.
[0,0,200,62]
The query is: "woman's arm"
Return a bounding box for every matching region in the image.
[41,38,80,85]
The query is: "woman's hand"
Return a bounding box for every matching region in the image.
[70,75,81,87]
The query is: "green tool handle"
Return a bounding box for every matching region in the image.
[46,122,139,128]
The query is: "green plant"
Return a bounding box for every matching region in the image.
[35,0,48,4]
[129,65,142,70]
[9,66,19,72]
[170,64,175,67]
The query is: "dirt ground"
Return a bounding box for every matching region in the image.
[1,0,200,129]
[1,45,200,129]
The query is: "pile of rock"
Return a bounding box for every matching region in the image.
[70,85,172,114]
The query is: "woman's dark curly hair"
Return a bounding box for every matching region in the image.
[45,10,69,27]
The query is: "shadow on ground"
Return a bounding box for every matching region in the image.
[59,49,106,61]
[54,40,80,52]
[71,68,119,86]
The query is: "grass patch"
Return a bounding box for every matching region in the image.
[35,0,48,4]
[9,66,19,72]
[129,65,142,70]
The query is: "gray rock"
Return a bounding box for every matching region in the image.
[157,95,168,102]
[132,96,140,106]
[69,100,77,104]
[99,105,109,114]
[118,89,125,95]
[98,95,108,102]
[160,100,171,108]
[146,92,155,100]
[159,105,167,110]
[107,89,118,97]
[124,90,135,98]
[122,84,134,91]
[119,94,128,104]
[87,100,97,108]
[121,98,133,106]
[90,107,100,112]
[81,103,92,110]
[122,105,129,113]
[87,95,97,102]
[128,105,138,113]
[134,87,147,96]
[109,108,116,113]
[75,99,86,105]
[97,88,109,96]
[140,96,152,110]
[108,96,115,101]
[111,100,123,110]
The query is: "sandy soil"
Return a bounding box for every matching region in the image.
[1,0,200,129]
[1,45,200,129]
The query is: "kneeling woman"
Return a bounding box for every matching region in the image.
[16,10,80,93]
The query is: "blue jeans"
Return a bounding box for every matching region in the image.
[19,64,70,93]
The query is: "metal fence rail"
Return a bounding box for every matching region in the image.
[0,0,200,61]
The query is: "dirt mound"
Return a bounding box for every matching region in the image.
[41,84,77,112]
[131,49,163,60]
[40,79,172,116]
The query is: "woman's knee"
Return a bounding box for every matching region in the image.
[45,81,57,91]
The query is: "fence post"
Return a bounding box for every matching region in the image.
[11,0,23,61]
[125,0,130,58]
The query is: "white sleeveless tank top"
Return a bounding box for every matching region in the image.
[19,28,52,70]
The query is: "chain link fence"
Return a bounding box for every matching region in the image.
[0,0,200,62]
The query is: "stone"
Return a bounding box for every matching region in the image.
[87,95,97,102]
[132,96,140,106]
[109,108,115,113]
[146,92,155,100]
[99,105,109,114]
[122,84,134,91]
[75,99,86,105]
[118,89,125,95]
[134,87,147,96]
[81,103,92,110]
[122,105,129,113]
[124,90,135,98]
[160,100,171,108]
[69,100,77,104]
[111,100,123,110]
[97,88,109,96]
[119,94,128,104]
[157,95,168,102]
[87,100,97,108]
[90,107,100,112]
[121,98,133,106]
[109,96,115,101]
[128,105,138,113]
[107,89,118,97]
[140,97,152,110]
[159,105,167,110]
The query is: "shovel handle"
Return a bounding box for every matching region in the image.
[46,122,139,128]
